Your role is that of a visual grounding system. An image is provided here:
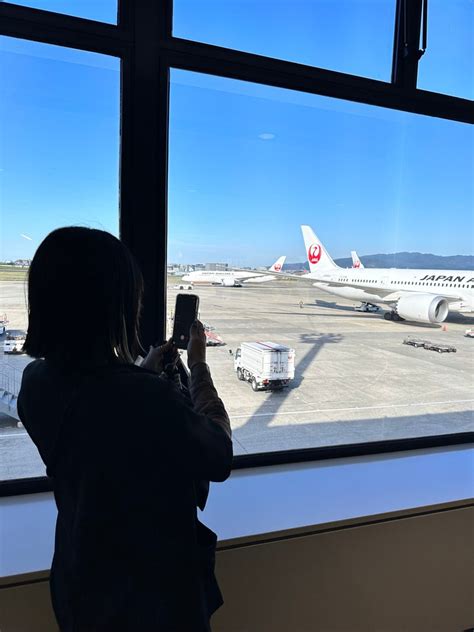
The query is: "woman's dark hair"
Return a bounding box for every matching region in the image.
[24,227,144,366]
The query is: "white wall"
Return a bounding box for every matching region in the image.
[1,505,473,632]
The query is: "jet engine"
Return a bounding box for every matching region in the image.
[395,294,449,324]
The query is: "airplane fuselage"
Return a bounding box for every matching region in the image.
[183,270,238,284]
[308,268,474,311]
[182,269,272,285]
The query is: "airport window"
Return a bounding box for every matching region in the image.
[417,0,473,100]
[5,0,118,23]
[173,0,397,82]
[168,69,473,457]
[0,37,120,481]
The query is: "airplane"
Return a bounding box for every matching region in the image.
[351,251,364,269]
[288,226,474,325]
[181,256,286,287]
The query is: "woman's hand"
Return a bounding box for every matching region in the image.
[141,339,179,373]
[187,320,206,370]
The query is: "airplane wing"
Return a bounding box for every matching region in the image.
[231,256,286,282]
[232,270,276,281]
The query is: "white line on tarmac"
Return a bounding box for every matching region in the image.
[1,399,472,433]
[229,399,474,420]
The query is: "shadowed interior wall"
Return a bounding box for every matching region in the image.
[1,506,472,632]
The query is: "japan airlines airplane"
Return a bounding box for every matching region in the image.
[351,251,364,269]
[296,226,474,324]
[181,256,286,287]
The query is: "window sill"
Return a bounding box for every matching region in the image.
[0,444,472,580]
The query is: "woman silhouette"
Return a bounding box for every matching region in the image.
[18,227,232,631]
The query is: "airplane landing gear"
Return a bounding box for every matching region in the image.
[384,311,405,322]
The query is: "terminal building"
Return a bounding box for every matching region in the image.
[205,263,229,271]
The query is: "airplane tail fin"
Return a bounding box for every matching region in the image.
[269,255,286,273]
[301,225,339,274]
[351,250,364,269]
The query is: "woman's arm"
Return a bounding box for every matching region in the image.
[189,362,231,440]
[178,321,233,482]
[175,358,232,483]
[137,322,233,482]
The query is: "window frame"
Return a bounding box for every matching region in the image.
[0,0,472,497]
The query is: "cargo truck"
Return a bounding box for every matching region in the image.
[3,331,27,354]
[234,342,295,391]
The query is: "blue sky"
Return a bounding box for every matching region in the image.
[0,1,472,266]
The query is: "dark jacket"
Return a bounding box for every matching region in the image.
[18,359,232,632]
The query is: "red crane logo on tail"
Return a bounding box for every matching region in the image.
[273,263,282,271]
[353,261,361,269]
[308,243,322,264]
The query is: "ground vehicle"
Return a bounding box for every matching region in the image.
[403,337,430,348]
[234,342,295,391]
[355,302,379,313]
[173,283,193,290]
[204,324,225,346]
[423,342,457,353]
[403,337,456,353]
[4,331,27,354]
[465,329,474,338]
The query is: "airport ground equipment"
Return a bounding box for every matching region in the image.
[173,283,193,290]
[403,337,456,353]
[355,302,380,313]
[423,342,457,353]
[234,342,295,391]
[203,324,225,346]
[464,329,474,338]
[3,331,26,354]
[403,337,431,348]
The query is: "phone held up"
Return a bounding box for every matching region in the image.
[172,293,200,350]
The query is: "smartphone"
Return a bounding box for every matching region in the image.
[172,293,200,349]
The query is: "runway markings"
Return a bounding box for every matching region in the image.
[229,398,474,420]
[2,398,472,436]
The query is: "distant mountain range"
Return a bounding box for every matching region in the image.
[284,253,474,271]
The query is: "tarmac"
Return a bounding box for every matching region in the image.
[1,279,473,480]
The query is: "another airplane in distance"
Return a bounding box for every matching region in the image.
[294,226,474,324]
[351,251,364,269]
[182,256,286,287]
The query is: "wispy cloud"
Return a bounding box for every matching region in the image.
[20,234,32,241]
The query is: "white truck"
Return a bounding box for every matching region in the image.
[3,331,27,354]
[234,342,295,391]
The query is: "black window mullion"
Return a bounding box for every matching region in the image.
[391,0,423,90]
[157,0,173,42]
[161,38,473,125]
[0,1,131,55]
[117,0,131,29]
[119,0,171,349]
